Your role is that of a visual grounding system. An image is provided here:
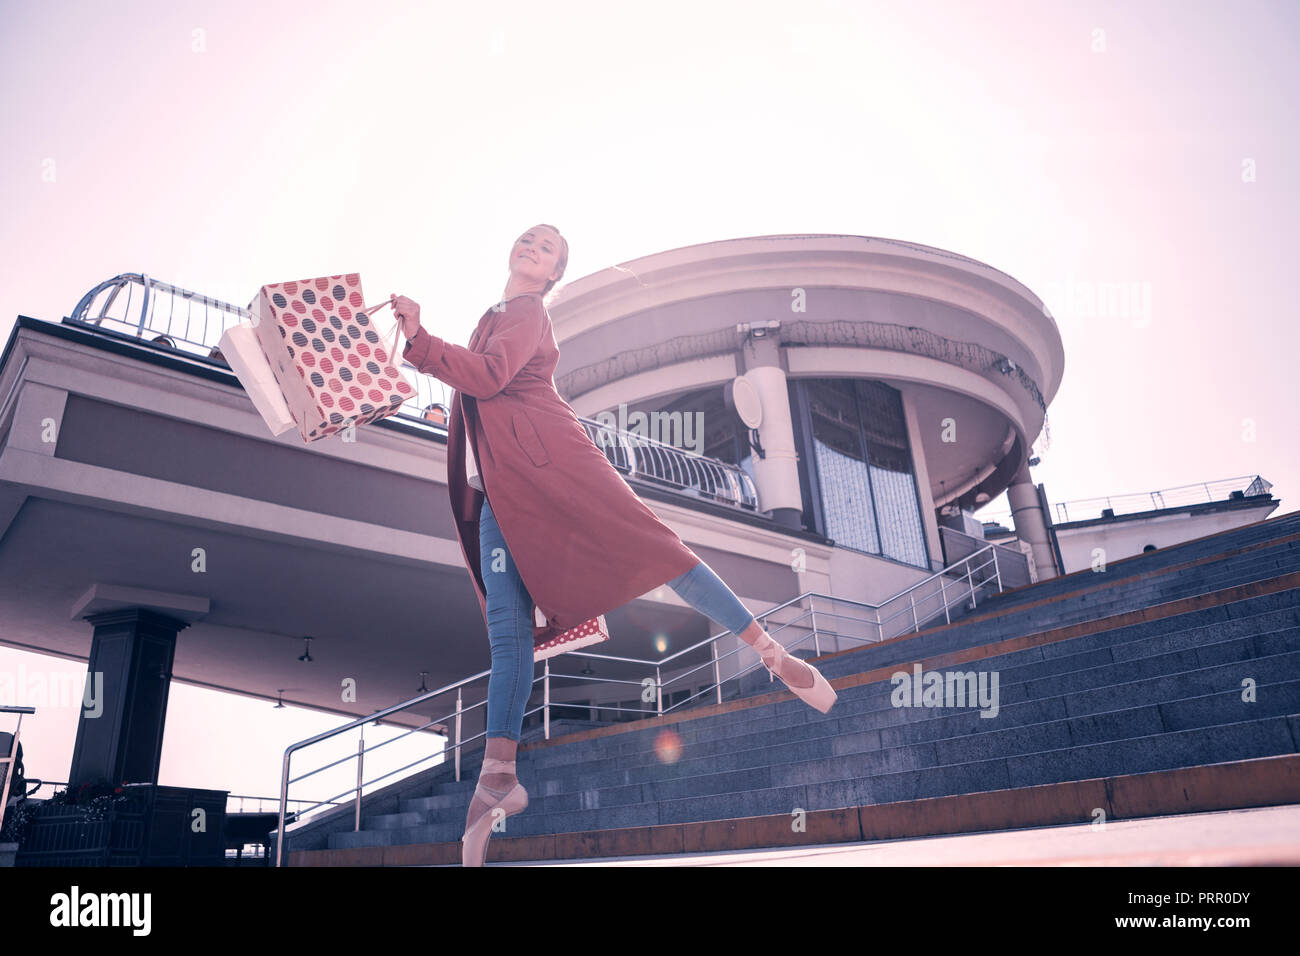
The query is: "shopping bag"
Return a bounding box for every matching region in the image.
[534,611,610,661]
[218,321,298,437]
[248,273,415,442]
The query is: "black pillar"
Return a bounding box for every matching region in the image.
[67,608,189,791]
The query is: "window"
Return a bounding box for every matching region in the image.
[793,378,929,568]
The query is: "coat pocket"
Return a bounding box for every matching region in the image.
[511,410,550,467]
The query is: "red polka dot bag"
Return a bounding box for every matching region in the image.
[533,609,610,661]
[243,273,414,442]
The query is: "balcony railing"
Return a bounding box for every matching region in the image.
[978,474,1274,528]
[65,272,758,511]
[577,419,758,510]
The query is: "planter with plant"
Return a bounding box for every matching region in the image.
[1,798,37,865]
[43,778,133,822]
[14,778,150,866]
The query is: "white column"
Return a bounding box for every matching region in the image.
[739,337,802,529]
[1007,461,1060,579]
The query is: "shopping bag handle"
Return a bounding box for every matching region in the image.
[358,296,395,317]
[351,295,408,360]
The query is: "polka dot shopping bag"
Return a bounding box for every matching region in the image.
[533,610,610,661]
[242,273,414,442]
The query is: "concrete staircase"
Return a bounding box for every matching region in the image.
[285,510,1300,865]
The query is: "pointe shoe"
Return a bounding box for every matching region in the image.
[461,756,529,867]
[749,627,838,714]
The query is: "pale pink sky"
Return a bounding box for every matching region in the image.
[2,0,1297,812]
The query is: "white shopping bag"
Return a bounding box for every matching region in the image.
[219,321,297,437]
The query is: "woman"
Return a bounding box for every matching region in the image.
[393,224,836,866]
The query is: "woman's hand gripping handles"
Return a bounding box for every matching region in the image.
[390,294,421,339]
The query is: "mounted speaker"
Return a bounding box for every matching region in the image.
[722,373,763,429]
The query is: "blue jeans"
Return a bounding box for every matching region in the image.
[478,495,757,742]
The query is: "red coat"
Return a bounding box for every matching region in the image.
[402,291,702,650]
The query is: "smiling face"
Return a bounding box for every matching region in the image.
[509,226,564,286]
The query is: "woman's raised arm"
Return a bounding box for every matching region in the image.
[402,296,547,400]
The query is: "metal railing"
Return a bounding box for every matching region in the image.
[226,792,347,814]
[66,272,759,512]
[3,773,340,817]
[70,272,251,348]
[939,526,1033,590]
[978,475,1274,528]
[273,541,1012,865]
[579,419,758,510]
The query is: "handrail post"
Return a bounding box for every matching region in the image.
[454,688,462,783]
[655,665,663,717]
[992,545,1002,592]
[136,274,152,336]
[543,656,550,741]
[711,639,722,705]
[276,752,290,867]
[940,573,950,624]
[966,559,976,610]
[909,591,919,633]
[354,736,364,832]
[811,597,821,656]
